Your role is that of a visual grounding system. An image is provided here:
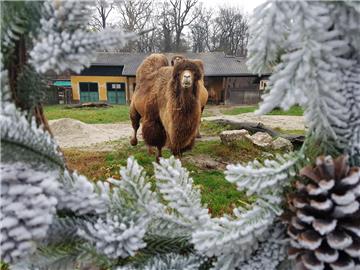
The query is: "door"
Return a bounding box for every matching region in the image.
[79,82,99,103]
[106,82,126,104]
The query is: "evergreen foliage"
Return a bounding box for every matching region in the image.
[1,1,359,269]
[247,1,360,160]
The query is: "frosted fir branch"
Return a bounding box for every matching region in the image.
[247,1,357,147]
[246,1,293,74]
[56,170,111,215]
[108,157,165,217]
[1,162,59,264]
[116,253,203,270]
[0,102,63,168]
[154,156,211,228]
[225,152,301,196]
[30,0,136,74]
[340,64,360,165]
[78,212,149,259]
[192,199,278,264]
[109,158,190,230]
[214,223,288,270]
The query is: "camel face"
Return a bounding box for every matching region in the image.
[180,70,194,89]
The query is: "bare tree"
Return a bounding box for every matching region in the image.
[158,1,174,52]
[89,0,115,31]
[116,0,153,52]
[190,6,213,52]
[214,7,249,56]
[169,0,198,51]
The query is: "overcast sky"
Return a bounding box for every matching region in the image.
[198,0,266,14]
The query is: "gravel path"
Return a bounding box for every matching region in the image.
[50,113,305,149]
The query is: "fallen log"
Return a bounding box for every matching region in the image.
[65,102,112,109]
[210,119,305,147]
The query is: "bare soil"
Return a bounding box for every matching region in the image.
[50,113,304,149]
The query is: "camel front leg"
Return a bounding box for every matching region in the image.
[156,146,163,163]
[130,106,141,146]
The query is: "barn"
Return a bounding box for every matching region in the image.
[70,52,270,105]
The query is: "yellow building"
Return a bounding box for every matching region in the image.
[70,64,130,104]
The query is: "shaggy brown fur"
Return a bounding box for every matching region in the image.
[172,58,208,138]
[157,61,202,156]
[130,54,168,146]
[130,54,203,161]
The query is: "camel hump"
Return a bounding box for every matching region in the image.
[136,54,169,83]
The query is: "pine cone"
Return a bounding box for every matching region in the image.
[284,155,360,270]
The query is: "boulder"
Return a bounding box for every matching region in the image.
[271,137,293,151]
[247,132,273,148]
[220,129,250,144]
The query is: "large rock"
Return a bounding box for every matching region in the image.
[271,137,293,151]
[220,129,250,144]
[247,132,273,148]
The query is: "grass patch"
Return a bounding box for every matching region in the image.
[200,121,231,136]
[267,106,303,116]
[221,105,304,116]
[191,170,254,216]
[221,106,256,115]
[62,139,273,216]
[274,128,306,136]
[44,105,130,124]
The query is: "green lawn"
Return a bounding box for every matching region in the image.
[44,105,130,124]
[221,105,304,116]
[63,139,280,217]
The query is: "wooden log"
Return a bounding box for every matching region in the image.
[211,119,305,146]
[65,102,112,109]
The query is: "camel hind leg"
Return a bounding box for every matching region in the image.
[130,106,141,146]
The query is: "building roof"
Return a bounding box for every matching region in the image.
[92,52,271,77]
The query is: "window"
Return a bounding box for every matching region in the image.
[259,80,269,90]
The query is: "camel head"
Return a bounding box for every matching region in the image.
[173,60,202,93]
[171,55,185,66]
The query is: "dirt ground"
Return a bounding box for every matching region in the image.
[50,113,304,149]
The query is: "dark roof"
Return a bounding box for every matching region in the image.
[92,52,271,77]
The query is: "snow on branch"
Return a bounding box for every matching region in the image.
[247,1,360,149]
[56,170,111,215]
[78,212,149,259]
[1,101,63,168]
[225,152,301,196]
[116,253,203,270]
[154,157,211,228]
[108,157,165,217]
[30,0,136,74]
[1,163,59,264]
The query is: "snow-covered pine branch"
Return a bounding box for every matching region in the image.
[56,170,111,215]
[154,157,211,228]
[108,157,165,217]
[30,1,136,74]
[78,211,149,259]
[225,152,301,196]
[246,1,293,74]
[117,253,203,270]
[192,198,280,270]
[247,1,360,151]
[0,163,59,264]
[153,156,287,270]
[1,101,63,168]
